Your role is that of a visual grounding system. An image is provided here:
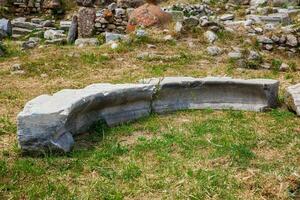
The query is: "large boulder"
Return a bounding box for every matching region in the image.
[78,7,96,38]
[127,3,172,32]
[285,83,300,115]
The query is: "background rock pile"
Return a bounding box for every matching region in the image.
[94,4,130,34]
[2,0,62,15]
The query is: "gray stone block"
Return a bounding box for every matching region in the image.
[285,83,300,115]
[141,77,279,113]
[17,84,155,153]
[0,18,12,36]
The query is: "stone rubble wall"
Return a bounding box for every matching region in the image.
[17,77,279,153]
[4,0,60,15]
[94,6,129,34]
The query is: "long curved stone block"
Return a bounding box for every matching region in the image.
[141,77,279,113]
[17,84,155,153]
[17,77,279,153]
[285,83,300,115]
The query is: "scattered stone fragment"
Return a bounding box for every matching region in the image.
[204,30,218,44]
[220,14,234,21]
[22,40,38,49]
[175,22,183,33]
[163,35,173,41]
[286,34,298,47]
[257,35,273,44]
[11,63,22,71]
[280,63,289,71]
[45,38,67,45]
[207,46,222,56]
[75,38,99,47]
[44,29,65,40]
[228,51,242,59]
[248,50,261,60]
[182,16,199,29]
[136,29,147,37]
[111,42,119,49]
[264,44,274,50]
[105,32,125,43]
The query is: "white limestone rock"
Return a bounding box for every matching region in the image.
[44,29,66,40]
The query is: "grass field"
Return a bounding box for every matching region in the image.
[0,28,300,199]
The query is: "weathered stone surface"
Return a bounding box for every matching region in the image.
[78,7,96,38]
[285,83,300,115]
[141,77,279,113]
[17,84,155,153]
[67,16,78,44]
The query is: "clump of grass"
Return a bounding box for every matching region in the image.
[271,59,282,73]
[80,53,110,65]
[121,163,142,181]
[0,115,16,136]
[216,30,235,44]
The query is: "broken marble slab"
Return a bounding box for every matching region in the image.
[17,84,155,153]
[285,83,300,116]
[141,77,279,114]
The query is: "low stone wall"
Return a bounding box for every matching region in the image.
[17,77,279,154]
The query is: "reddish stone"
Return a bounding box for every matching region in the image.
[127,3,172,32]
